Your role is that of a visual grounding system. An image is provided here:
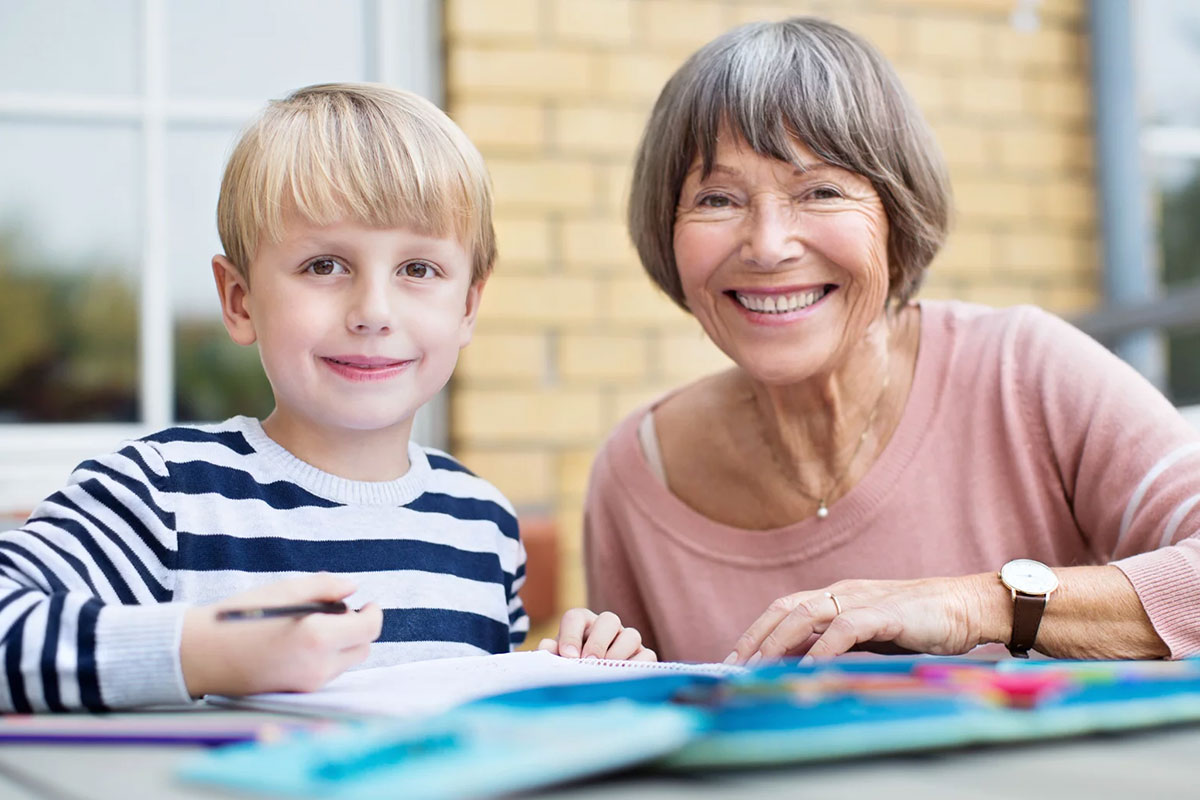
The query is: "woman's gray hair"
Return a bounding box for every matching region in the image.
[629,17,951,310]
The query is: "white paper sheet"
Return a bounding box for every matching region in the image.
[207,650,741,719]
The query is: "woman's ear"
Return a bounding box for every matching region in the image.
[212,255,257,346]
[457,278,487,349]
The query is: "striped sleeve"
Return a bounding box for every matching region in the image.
[0,441,189,711]
[508,536,529,649]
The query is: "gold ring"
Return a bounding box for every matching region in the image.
[825,591,842,616]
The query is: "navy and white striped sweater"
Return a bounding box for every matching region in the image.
[0,417,527,712]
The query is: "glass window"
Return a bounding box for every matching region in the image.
[0,120,141,423]
[0,0,140,95]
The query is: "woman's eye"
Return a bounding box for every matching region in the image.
[402,261,435,279]
[306,258,344,276]
[809,186,843,200]
[697,194,732,208]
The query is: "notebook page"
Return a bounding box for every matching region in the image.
[207,650,740,719]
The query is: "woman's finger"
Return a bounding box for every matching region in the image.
[806,606,896,660]
[554,608,597,658]
[579,611,623,659]
[727,594,810,664]
[752,592,839,660]
[603,626,643,660]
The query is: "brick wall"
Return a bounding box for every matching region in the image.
[444,0,1096,627]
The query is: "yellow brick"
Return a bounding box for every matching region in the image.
[1044,282,1100,316]
[556,447,597,505]
[987,25,1082,71]
[997,232,1086,275]
[1028,77,1091,123]
[954,74,1029,117]
[877,0,1013,11]
[1035,178,1096,227]
[931,121,993,170]
[961,282,1045,309]
[488,158,599,212]
[559,552,587,609]
[598,52,682,102]
[559,333,649,382]
[446,0,541,42]
[452,102,545,151]
[556,503,585,555]
[911,17,989,66]
[996,127,1079,172]
[1039,0,1087,24]
[825,10,908,61]
[457,332,548,382]
[599,162,635,213]
[602,276,690,326]
[561,218,638,271]
[954,177,1037,223]
[478,275,602,326]
[452,448,556,508]
[658,329,732,382]
[894,67,953,118]
[550,0,635,46]
[494,214,553,271]
[448,47,595,99]
[453,389,606,444]
[640,0,727,49]
[934,229,998,278]
[553,103,647,156]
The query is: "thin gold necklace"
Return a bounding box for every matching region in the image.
[755,351,891,521]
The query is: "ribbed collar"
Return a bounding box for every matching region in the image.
[231,416,431,506]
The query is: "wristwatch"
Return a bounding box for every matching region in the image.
[999,558,1058,658]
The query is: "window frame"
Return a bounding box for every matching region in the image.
[0,0,444,515]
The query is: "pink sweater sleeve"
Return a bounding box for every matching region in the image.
[1017,307,1200,656]
[582,434,659,652]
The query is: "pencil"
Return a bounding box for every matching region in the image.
[216,600,349,621]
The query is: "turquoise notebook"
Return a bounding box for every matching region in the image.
[181,656,1200,798]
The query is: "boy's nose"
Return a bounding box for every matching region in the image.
[346,286,394,334]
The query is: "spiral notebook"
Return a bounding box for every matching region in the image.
[206,650,743,720]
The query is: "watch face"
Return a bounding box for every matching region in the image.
[1000,559,1059,595]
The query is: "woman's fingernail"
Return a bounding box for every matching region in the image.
[747,652,763,666]
[561,645,579,658]
[799,655,815,666]
[722,651,739,665]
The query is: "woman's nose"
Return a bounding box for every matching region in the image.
[741,200,803,270]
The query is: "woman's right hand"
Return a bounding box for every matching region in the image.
[180,573,383,697]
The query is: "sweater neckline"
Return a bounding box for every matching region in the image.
[609,302,951,565]
[232,417,432,506]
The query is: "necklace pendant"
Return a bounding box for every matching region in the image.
[816,501,829,519]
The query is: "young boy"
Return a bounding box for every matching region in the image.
[0,83,650,713]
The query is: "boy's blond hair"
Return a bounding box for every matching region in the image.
[217,82,495,283]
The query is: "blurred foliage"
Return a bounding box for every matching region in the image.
[0,225,273,423]
[1160,165,1200,406]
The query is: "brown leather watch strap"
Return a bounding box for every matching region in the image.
[1007,592,1048,658]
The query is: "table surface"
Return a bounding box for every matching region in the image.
[2,709,1200,800]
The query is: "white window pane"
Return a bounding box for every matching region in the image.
[168,125,273,422]
[0,0,140,95]
[1139,0,1200,128]
[166,0,368,101]
[0,121,141,422]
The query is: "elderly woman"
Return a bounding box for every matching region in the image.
[561,17,1200,666]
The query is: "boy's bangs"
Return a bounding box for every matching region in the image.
[257,112,475,247]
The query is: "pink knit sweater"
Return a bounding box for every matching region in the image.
[584,302,1200,663]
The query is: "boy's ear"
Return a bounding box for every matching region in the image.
[457,278,487,348]
[212,255,257,346]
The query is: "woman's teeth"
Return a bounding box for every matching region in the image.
[734,287,829,314]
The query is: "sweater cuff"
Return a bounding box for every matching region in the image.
[1112,547,1200,658]
[95,602,192,708]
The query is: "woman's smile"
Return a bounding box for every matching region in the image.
[727,284,838,324]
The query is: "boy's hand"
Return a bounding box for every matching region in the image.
[180,573,383,697]
[537,608,657,662]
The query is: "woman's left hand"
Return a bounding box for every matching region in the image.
[727,575,997,665]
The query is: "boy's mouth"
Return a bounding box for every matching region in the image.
[321,355,413,381]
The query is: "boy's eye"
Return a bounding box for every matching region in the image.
[402,261,435,279]
[306,257,345,275]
